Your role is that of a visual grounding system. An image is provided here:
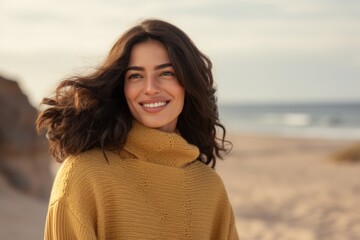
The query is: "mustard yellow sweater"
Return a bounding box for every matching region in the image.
[45,121,239,239]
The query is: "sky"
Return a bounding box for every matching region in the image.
[0,0,360,106]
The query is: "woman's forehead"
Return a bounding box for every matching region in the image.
[128,40,171,68]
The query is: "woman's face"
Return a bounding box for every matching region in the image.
[124,40,185,132]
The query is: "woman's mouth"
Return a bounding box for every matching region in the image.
[140,100,170,113]
[142,101,168,108]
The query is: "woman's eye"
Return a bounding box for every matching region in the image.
[161,71,175,77]
[128,73,142,80]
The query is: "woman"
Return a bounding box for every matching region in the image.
[37,19,239,239]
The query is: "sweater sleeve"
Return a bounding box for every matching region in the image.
[228,204,239,240]
[44,155,99,240]
[210,167,240,240]
[45,200,96,240]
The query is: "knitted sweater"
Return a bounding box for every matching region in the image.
[45,121,239,240]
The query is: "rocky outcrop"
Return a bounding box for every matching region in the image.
[0,75,52,200]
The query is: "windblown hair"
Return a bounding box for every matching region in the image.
[36,19,231,167]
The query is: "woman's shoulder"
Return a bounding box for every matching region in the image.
[49,148,130,203]
[187,160,227,187]
[185,161,231,200]
[59,148,131,171]
[57,149,113,174]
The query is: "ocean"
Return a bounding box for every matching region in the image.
[219,102,360,140]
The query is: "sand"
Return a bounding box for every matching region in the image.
[1,133,359,240]
[217,133,360,240]
[0,175,47,239]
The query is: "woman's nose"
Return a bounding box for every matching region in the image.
[145,76,160,95]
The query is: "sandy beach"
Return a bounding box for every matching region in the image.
[1,133,359,240]
[217,133,360,240]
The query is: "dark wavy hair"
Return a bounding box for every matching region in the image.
[36,19,231,167]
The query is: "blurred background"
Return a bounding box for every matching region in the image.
[0,0,359,239]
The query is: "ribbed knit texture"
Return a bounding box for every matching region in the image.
[45,121,239,240]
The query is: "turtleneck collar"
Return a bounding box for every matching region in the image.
[123,121,200,168]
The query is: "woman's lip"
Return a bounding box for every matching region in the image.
[142,101,166,108]
[140,100,170,113]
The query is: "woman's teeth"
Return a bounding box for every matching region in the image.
[143,102,167,108]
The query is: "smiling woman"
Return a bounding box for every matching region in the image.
[124,40,185,132]
[36,19,238,239]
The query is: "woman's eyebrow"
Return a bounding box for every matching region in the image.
[126,66,144,72]
[126,63,172,72]
[154,63,172,70]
